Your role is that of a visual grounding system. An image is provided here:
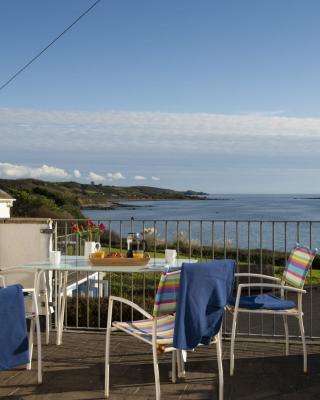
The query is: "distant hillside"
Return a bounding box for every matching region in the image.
[0,179,207,219]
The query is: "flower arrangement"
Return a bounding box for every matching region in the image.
[71,220,105,242]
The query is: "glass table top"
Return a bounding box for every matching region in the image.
[22,256,195,273]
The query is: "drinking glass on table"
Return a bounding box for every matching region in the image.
[165,249,177,267]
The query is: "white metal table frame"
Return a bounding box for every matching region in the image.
[22,256,186,345]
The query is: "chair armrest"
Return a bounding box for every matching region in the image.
[232,283,306,312]
[238,283,306,294]
[109,295,153,319]
[0,266,37,272]
[0,267,44,293]
[0,276,37,290]
[23,288,36,293]
[235,273,281,282]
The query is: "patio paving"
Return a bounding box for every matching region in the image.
[1,331,320,400]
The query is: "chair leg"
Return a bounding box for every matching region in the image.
[179,350,186,377]
[44,290,50,345]
[177,349,182,377]
[230,310,238,376]
[58,272,67,345]
[104,325,111,397]
[105,298,114,398]
[152,342,161,400]
[298,313,307,373]
[171,351,177,383]
[35,314,42,384]
[27,319,35,370]
[216,330,224,400]
[282,315,289,356]
[176,349,186,378]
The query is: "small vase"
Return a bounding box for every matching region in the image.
[84,241,101,259]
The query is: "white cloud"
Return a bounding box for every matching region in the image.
[0,162,69,179]
[0,163,128,184]
[2,108,320,159]
[151,176,160,181]
[86,171,126,182]
[88,172,105,182]
[106,172,125,180]
[1,108,320,193]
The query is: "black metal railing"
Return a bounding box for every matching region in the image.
[53,218,320,340]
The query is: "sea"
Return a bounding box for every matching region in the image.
[83,195,320,251]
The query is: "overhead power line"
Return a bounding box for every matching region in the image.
[0,0,103,93]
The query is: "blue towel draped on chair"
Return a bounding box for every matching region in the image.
[173,260,235,350]
[0,285,29,371]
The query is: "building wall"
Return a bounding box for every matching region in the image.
[0,202,11,218]
[0,219,53,315]
[0,219,52,267]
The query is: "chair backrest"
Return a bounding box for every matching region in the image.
[0,268,37,289]
[282,244,317,288]
[153,270,181,317]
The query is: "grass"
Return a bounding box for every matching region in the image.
[65,248,320,326]
[66,245,320,288]
[100,246,192,259]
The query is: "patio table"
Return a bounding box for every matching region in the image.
[22,256,190,345]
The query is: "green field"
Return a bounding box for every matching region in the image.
[65,247,319,328]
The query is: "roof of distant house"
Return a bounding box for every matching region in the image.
[0,189,13,200]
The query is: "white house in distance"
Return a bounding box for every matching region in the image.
[0,189,15,218]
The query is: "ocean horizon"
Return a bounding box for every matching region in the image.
[84,194,320,221]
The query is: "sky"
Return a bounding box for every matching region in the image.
[1,0,320,193]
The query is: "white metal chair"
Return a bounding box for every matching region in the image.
[228,244,317,376]
[0,267,51,345]
[0,274,42,383]
[105,270,224,400]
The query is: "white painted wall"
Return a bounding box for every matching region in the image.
[0,202,11,218]
[0,219,52,267]
[0,219,53,315]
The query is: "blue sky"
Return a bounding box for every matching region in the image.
[1,0,320,193]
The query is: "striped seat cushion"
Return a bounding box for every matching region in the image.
[153,271,181,317]
[113,315,175,345]
[283,244,317,288]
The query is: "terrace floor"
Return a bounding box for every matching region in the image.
[1,331,320,400]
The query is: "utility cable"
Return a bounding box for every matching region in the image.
[0,0,103,93]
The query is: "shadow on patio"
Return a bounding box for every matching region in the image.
[1,331,320,400]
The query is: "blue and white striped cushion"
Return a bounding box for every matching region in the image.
[113,315,175,345]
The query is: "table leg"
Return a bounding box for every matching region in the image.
[56,271,61,345]
[54,270,58,334]
[57,271,68,345]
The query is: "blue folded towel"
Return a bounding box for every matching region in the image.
[173,260,235,350]
[0,285,29,371]
[230,293,296,310]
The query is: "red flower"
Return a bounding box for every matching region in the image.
[86,219,95,228]
[71,223,79,232]
[71,220,104,241]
